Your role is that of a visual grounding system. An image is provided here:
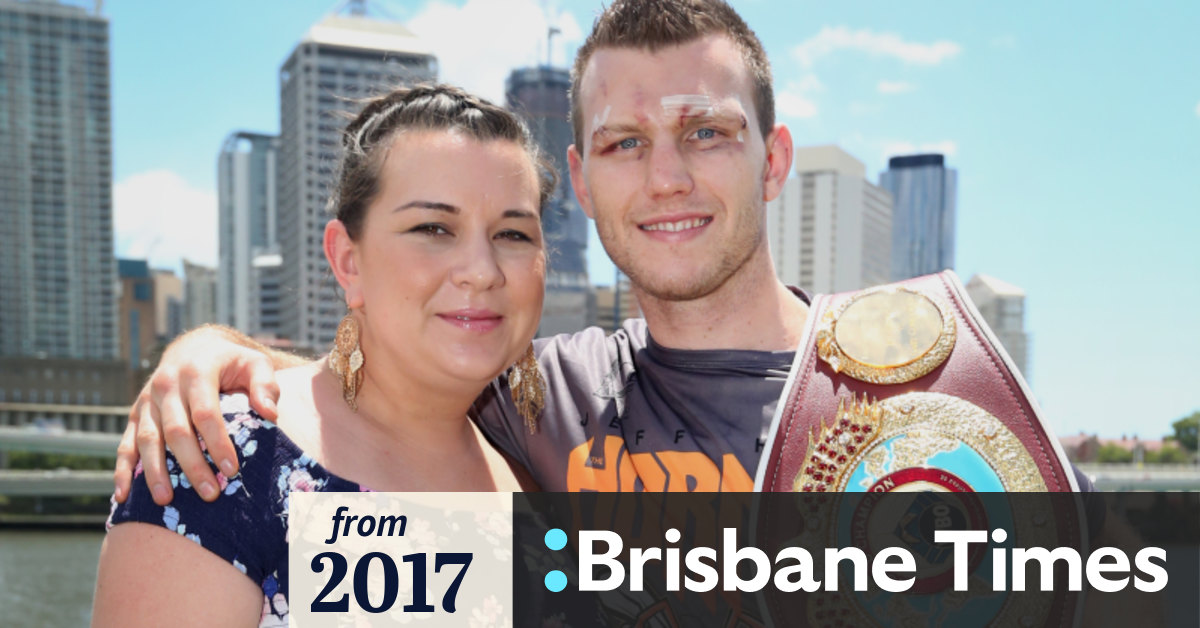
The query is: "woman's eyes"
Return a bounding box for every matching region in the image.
[495,229,534,243]
[409,223,450,236]
[408,223,533,243]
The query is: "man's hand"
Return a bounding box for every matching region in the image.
[113,325,291,505]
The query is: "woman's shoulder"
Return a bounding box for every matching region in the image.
[219,391,367,495]
[218,393,278,433]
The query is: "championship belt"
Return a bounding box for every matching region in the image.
[753,271,1086,627]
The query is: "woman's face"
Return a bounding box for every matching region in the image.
[340,130,545,392]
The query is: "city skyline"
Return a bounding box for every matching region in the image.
[92,0,1200,439]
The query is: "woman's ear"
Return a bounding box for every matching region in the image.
[324,219,364,308]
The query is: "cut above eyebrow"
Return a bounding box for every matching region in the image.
[591,123,643,141]
[678,111,746,125]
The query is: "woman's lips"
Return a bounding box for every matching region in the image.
[437,309,503,332]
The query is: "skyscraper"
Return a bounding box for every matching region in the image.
[275,10,437,351]
[152,268,184,343]
[766,145,892,294]
[879,153,957,281]
[505,65,590,336]
[117,259,156,371]
[216,131,280,343]
[0,0,116,359]
[966,273,1030,380]
[217,132,278,335]
[183,260,217,332]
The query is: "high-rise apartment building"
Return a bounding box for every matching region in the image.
[879,153,957,281]
[217,131,278,335]
[249,250,283,341]
[966,274,1030,380]
[275,12,437,351]
[505,65,590,336]
[152,268,184,343]
[766,145,892,295]
[117,259,156,371]
[183,260,217,331]
[0,0,116,359]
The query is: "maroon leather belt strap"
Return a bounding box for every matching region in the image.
[756,270,1078,493]
[751,271,1085,627]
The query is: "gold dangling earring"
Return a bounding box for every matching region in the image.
[510,344,545,435]
[329,313,365,411]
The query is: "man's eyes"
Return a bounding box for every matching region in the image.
[610,129,720,149]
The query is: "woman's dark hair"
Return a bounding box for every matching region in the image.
[329,83,558,239]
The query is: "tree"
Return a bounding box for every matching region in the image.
[1145,446,1188,464]
[1097,444,1133,464]
[1171,411,1199,453]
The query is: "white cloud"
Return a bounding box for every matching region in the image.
[114,170,217,271]
[795,73,825,93]
[776,86,818,119]
[877,80,915,94]
[408,0,583,104]
[777,91,818,119]
[775,75,823,119]
[793,26,962,68]
[881,140,958,162]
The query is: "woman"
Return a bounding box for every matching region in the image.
[92,84,552,626]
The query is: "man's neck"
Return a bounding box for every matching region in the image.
[633,252,808,351]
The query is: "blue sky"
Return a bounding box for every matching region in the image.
[104,0,1199,440]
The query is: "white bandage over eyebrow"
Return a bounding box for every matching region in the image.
[591,104,612,134]
[660,94,714,113]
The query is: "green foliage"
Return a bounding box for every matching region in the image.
[1145,446,1189,464]
[1096,443,1133,464]
[1171,411,1199,452]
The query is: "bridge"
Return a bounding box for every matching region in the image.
[0,469,113,496]
[0,425,121,458]
[0,425,122,498]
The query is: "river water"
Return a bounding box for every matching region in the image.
[0,529,104,627]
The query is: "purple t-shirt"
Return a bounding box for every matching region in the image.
[472,292,809,492]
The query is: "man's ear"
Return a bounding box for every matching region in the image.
[323,219,363,308]
[762,123,794,203]
[567,144,595,220]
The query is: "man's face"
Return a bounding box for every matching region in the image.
[568,34,787,302]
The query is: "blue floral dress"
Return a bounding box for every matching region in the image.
[108,393,370,627]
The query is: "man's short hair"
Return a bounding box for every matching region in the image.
[569,0,775,150]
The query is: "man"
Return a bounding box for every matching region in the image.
[114,0,1088,499]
